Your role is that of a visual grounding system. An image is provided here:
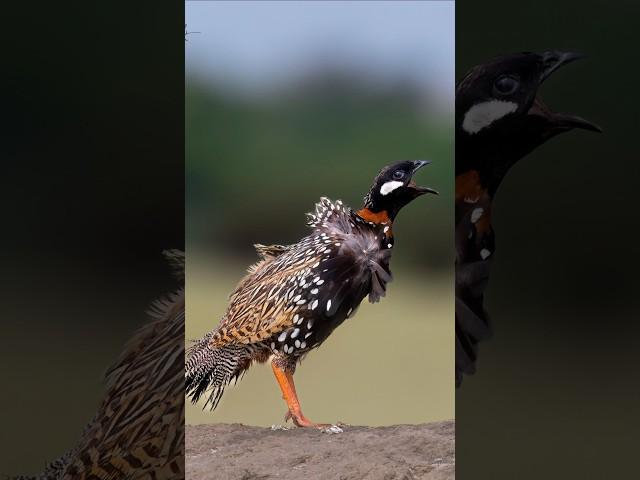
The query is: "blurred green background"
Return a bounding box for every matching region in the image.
[185,1,454,426]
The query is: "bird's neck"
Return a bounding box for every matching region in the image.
[457,136,539,197]
[455,169,493,227]
[355,207,392,225]
[354,208,394,245]
[455,170,486,202]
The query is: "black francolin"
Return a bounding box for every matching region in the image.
[455,51,601,386]
[185,160,437,428]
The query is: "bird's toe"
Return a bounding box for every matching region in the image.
[321,424,344,434]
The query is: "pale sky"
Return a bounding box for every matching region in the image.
[185,1,454,112]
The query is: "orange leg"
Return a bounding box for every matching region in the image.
[271,362,327,428]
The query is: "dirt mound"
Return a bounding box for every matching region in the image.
[186,421,454,479]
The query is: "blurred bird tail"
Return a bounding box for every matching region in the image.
[185,335,253,410]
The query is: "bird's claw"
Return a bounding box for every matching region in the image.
[270,424,291,431]
[321,424,344,434]
[283,410,317,427]
[283,409,338,429]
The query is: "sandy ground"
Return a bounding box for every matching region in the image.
[186,421,454,480]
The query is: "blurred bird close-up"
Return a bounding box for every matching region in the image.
[13,251,186,480]
[186,160,438,428]
[455,51,601,386]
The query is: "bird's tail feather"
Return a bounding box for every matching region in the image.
[185,335,252,410]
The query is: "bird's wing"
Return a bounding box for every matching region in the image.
[245,244,290,275]
[211,260,307,346]
[455,190,495,386]
[211,231,348,347]
[254,243,289,260]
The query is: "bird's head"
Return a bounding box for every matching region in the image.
[359,160,438,223]
[456,51,601,192]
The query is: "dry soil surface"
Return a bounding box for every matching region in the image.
[186,421,454,480]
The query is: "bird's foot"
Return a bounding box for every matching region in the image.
[284,410,331,429]
[270,424,291,431]
[284,411,346,432]
[321,424,344,434]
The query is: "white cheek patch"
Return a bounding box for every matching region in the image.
[380,180,403,196]
[462,100,518,134]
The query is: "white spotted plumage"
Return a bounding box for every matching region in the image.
[471,207,484,223]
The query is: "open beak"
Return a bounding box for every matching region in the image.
[409,160,439,195]
[549,112,602,132]
[529,97,602,133]
[530,50,602,133]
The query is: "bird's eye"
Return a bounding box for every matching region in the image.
[392,170,405,180]
[494,75,519,95]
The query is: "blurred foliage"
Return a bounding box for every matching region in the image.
[186,71,453,270]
